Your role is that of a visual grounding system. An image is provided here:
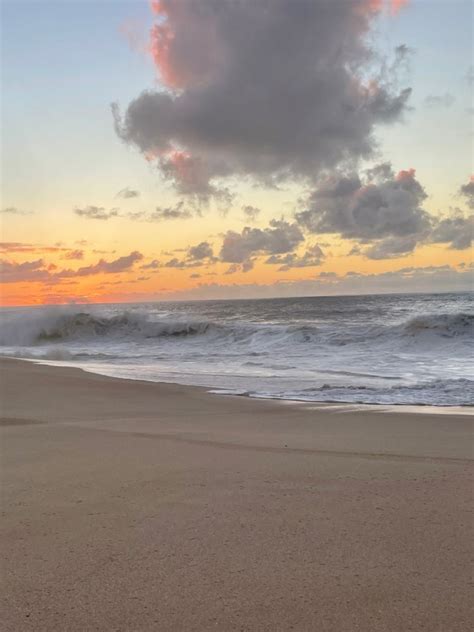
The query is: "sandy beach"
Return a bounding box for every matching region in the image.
[1,357,472,631]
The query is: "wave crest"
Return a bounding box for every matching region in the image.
[401,313,473,338]
[35,312,212,342]
[0,308,472,348]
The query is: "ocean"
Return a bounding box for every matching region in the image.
[1,292,472,407]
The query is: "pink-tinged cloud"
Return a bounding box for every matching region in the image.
[160,150,211,195]
[115,1,412,197]
[149,0,219,89]
[365,0,409,14]
[62,251,143,278]
[390,0,410,15]
[0,252,144,285]
[396,168,416,182]
[296,163,430,259]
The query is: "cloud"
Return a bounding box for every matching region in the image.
[62,249,84,260]
[0,242,71,254]
[164,240,216,268]
[74,206,120,220]
[423,93,455,108]
[429,211,473,250]
[116,187,140,199]
[266,244,326,270]
[0,251,144,286]
[156,264,472,301]
[141,259,161,270]
[363,235,419,259]
[113,0,411,198]
[128,201,193,222]
[296,163,431,257]
[62,251,143,277]
[388,0,410,15]
[460,176,474,209]
[242,205,261,222]
[188,241,214,261]
[220,219,304,271]
[0,259,51,283]
[1,207,32,216]
[143,241,216,270]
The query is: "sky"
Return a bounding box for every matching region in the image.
[1,0,473,305]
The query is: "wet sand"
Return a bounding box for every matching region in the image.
[1,357,473,631]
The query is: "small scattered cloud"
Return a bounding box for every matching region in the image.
[62,251,143,277]
[116,187,140,199]
[141,259,161,270]
[1,206,32,216]
[74,206,120,220]
[62,250,84,260]
[266,244,325,270]
[128,201,193,222]
[0,259,51,283]
[164,241,217,269]
[1,251,143,285]
[141,241,217,271]
[242,205,261,222]
[459,176,474,209]
[220,219,304,272]
[429,211,473,250]
[423,93,455,108]
[0,242,69,254]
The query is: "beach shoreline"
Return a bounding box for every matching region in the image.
[1,357,473,631]
[5,354,474,417]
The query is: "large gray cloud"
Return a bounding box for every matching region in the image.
[113,0,411,197]
[296,163,432,257]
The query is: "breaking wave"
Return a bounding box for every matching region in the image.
[0,295,472,406]
[0,309,472,348]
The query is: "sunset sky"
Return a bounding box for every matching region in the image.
[1,0,472,306]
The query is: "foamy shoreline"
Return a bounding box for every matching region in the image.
[6,354,474,417]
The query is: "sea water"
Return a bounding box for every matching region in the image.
[1,292,472,406]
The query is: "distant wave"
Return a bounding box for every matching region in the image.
[400,313,473,338]
[0,309,472,348]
